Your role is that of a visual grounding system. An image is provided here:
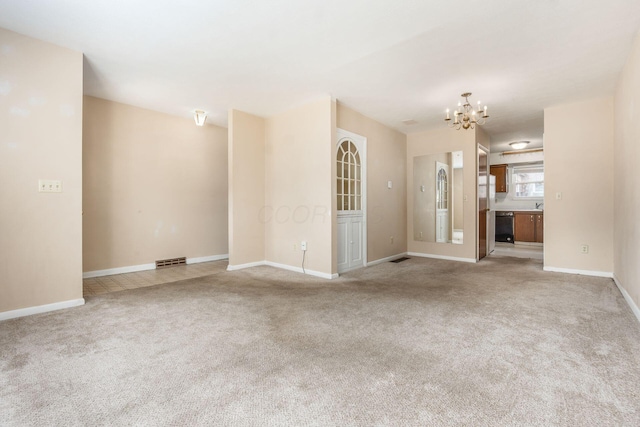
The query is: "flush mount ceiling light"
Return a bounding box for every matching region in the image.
[444,92,489,130]
[194,110,207,126]
[509,141,530,150]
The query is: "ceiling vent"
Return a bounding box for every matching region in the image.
[155,257,187,269]
[402,119,418,125]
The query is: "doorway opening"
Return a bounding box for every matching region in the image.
[478,146,489,260]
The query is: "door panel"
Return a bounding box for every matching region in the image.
[514,213,535,242]
[536,214,544,243]
[350,217,363,266]
[337,219,348,271]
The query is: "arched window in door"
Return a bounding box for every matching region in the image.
[337,139,361,211]
[437,168,448,209]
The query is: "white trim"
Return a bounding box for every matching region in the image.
[226,260,337,279]
[543,266,613,278]
[478,145,490,260]
[227,261,266,271]
[84,254,229,278]
[187,254,229,264]
[0,298,85,322]
[407,252,477,263]
[265,261,337,279]
[83,263,156,279]
[613,274,640,324]
[366,252,409,266]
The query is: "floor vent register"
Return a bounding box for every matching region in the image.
[155,257,187,269]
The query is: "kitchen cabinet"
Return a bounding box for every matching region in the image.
[514,212,543,243]
[490,164,508,193]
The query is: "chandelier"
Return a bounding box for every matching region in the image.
[444,92,489,130]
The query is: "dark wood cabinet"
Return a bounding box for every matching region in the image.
[514,212,543,243]
[490,164,508,193]
[535,214,544,243]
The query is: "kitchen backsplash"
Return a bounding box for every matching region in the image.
[493,192,543,211]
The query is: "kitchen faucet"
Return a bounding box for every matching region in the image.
[535,202,544,209]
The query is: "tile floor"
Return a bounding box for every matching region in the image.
[83,260,228,296]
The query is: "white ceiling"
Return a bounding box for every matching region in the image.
[1,0,639,151]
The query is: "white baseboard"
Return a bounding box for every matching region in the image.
[613,274,640,324]
[407,252,477,263]
[84,254,229,278]
[264,261,337,279]
[0,298,85,322]
[83,263,156,279]
[543,266,613,278]
[187,254,229,264]
[227,259,336,279]
[227,261,266,271]
[367,252,409,266]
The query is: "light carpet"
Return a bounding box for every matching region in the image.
[1,256,639,426]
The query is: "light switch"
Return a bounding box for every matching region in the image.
[387,181,393,189]
[38,179,62,193]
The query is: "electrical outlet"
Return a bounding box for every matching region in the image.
[556,192,562,200]
[301,241,307,251]
[293,243,297,251]
[390,236,394,244]
[580,244,589,254]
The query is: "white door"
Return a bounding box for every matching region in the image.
[435,162,449,243]
[337,129,366,274]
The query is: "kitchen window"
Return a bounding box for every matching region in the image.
[512,163,544,199]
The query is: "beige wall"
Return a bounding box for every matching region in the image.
[264,97,334,275]
[83,96,228,272]
[407,127,478,260]
[0,29,83,312]
[228,109,266,267]
[614,30,640,308]
[336,103,407,262]
[544,97,614,273]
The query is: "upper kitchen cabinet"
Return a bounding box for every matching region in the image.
[490,164,508,193]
